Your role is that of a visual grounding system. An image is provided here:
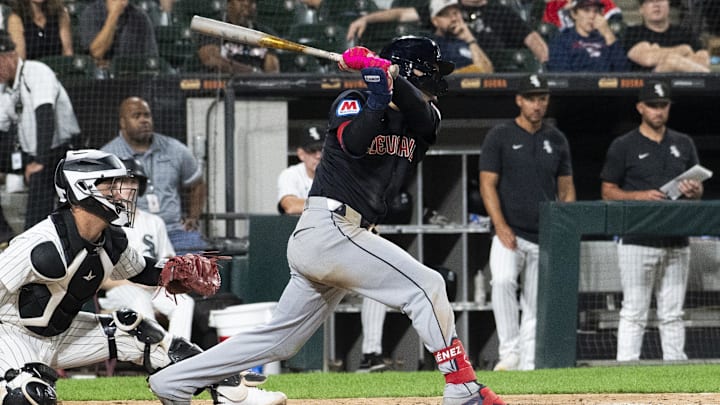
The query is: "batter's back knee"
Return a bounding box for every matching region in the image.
[1,363,58,405]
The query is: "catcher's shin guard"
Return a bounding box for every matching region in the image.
[109,308,203,373]
[0,363,58,405]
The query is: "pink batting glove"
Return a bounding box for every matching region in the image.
[341,46,391,71]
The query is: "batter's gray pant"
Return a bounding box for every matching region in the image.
[150,197,461,401]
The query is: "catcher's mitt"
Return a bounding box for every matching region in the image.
[159,253,229,297]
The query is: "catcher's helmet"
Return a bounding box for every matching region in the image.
[379,36,455,96]
[54,149,137,227]
[120,158,149,197]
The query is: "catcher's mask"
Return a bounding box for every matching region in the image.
[379,36,455,96]
[54,149,138,227]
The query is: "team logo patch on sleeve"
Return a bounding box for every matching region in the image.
[336,99,361,116]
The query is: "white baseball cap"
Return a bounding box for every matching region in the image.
[430,0,460,18]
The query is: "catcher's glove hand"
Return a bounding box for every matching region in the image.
[159,253,229,297]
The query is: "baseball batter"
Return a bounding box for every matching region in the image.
[149,37,504,405]
[0,150,285,405]
[600,80,702,361]
[479,74,575,371]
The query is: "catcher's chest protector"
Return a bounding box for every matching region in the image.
[18,211,126,337]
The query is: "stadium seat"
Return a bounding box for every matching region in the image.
[287,22,350,54]
[537,22,559,42]
[172,0,223,26]
[316,0,380,27]
[39,55,96,79]
[256,0,297,37]
[359,22,427,54]
[110,56,176,77]
[156,25,197,70]
[488,48,541,73]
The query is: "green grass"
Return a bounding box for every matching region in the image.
[56,364,720,400]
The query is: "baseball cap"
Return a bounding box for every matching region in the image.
[299,126,324,152]
[0,30,16,53]
[517,74,549,95]
[430,0,460,18]
[639,80,671,103]
[571,0,603,9]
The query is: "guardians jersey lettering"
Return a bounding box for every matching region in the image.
[367,135,417,161]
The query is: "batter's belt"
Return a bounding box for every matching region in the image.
[306,196,376,231]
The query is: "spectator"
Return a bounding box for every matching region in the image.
[7,0,73,60]
[346,0,550,67]
[601,80,702,362]
[276,125,389,372]
[78,0,158,69]
[479,74,575,371]
[429,0,493,73]
[622,0,709,72]
[547,0,630,72]
[99,158,195,341]
[197,0,280,74]
[0,30,79,230]
[543,0,622,31]
[101,96,208,255]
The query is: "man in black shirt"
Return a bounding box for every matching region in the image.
[622,0,709,72]
[479,74,575,371]
[600,80,703,361]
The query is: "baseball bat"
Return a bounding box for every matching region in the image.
[190,15,342,63]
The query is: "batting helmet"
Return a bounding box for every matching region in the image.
[379,36,455,96]
[54,149,137,227]
[120,158,149,197]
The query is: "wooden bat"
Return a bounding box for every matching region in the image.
[190,15,342,63]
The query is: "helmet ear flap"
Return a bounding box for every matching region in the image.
[54,158,69,203]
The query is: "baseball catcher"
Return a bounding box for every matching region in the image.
[0,150,286,405]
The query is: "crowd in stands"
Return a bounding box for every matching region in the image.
[0,0,718,77]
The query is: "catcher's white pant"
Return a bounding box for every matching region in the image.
[616,243,689,361]
[99,284,195,340]
[0,312,173,373]
[489,235,538,371]
[150,198,462,401]
[361,297,386,355]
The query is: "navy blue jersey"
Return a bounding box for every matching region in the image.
[479,121,573,242]
[600,128,699,247]
[309,78,441,224]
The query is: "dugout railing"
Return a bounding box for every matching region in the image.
[536,200,720,369]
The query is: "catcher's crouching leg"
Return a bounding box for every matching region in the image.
[104,309,285,404]
[0,363,58,405]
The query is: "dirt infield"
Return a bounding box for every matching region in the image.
[59,393,720,405]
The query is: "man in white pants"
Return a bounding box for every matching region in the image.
[479,74,575,371]
[601,80,703,361]
[277,127,388,372]
[99,158,194,340]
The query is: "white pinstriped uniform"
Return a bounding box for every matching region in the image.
[616,243,689,361]
[98,209,195,339]
[0,217,175,375]
[489,235,539,370]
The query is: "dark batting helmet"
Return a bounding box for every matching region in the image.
[120,158,149,197]
[379,36,455,96]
